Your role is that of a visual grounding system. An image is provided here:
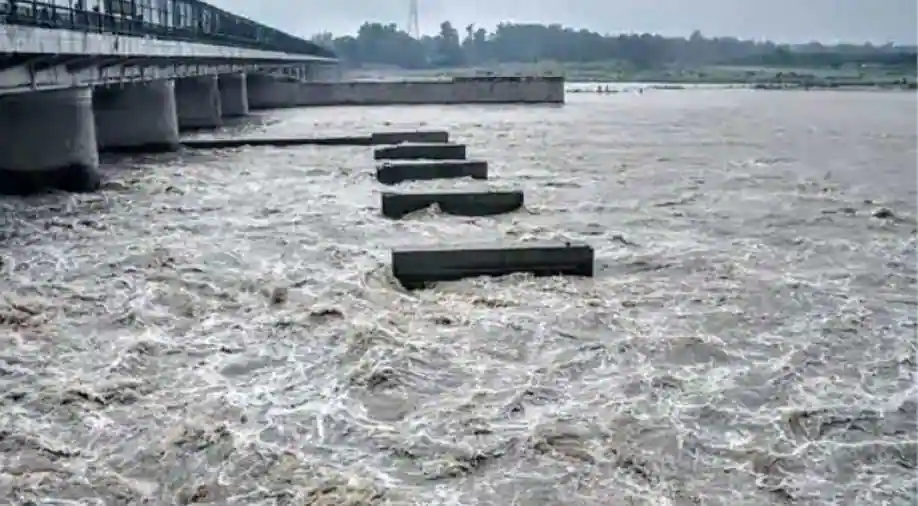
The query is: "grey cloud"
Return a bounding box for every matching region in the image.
[209,0,916,43]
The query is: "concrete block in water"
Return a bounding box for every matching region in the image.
[175,75,222,130]
[0,87,100,195]
[370,130,449,145]
[374,143,466,161]
[218,73,249,117]
[376,160,487,185]
[93,80,180,153]
[392,242,594,290]
[382,190,524,219]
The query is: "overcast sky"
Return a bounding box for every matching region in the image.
[209,0,916,44]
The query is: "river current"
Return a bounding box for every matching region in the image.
[0,87,915,505]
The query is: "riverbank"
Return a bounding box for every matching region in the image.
[566,81,917,92]
[343,62,917,91]
[566,72,916,90]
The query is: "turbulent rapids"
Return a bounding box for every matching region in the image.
[0,87,915,505]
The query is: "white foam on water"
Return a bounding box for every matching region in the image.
[0,89,915,505]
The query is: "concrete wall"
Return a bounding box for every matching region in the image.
[247,76,565,108]
[294,77,565,106]
[308,63,343,82]
[247,74,300,110]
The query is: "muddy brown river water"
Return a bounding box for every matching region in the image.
[0,87,915,505]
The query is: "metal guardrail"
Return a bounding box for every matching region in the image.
[0,0,336,58]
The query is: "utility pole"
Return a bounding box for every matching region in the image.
[407,0,420,39]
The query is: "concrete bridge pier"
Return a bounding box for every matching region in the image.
[218,73,249,117]
[311,63,342,82]
[0,87,100,195]
[175,75,222,130]
[246,73,299,110]
[93,80,180,153]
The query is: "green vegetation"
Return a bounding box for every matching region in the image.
[312,22,916,88]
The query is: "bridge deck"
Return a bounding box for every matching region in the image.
[0,24,335,63]
[0,1,336,93]
[0,0,335,59]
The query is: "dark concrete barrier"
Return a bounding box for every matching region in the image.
[451,75,566,83]
[382,190,524,219]
[99,143,181,154]
[374,143,467,161]
[376,160,487,185]
[181,131,452,150]
[370,130,449,145]
[0,164,101,195]
[392,241,594,290]
[182,136,372,149]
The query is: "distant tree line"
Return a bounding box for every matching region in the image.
[311,22,917,70]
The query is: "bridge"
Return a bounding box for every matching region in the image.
[0,0,339,195]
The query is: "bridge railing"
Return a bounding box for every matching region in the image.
[0,0,336,58]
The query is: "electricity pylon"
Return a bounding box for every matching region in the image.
[407,0,420,38]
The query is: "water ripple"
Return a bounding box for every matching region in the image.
[0,89,915,505]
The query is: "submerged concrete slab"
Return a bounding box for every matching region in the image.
[382,190,524,219]
[182,136,372,149]
[376,160,487,185]
[373,143,466,161]
[392,241,594,290]
[370,130,449,145]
